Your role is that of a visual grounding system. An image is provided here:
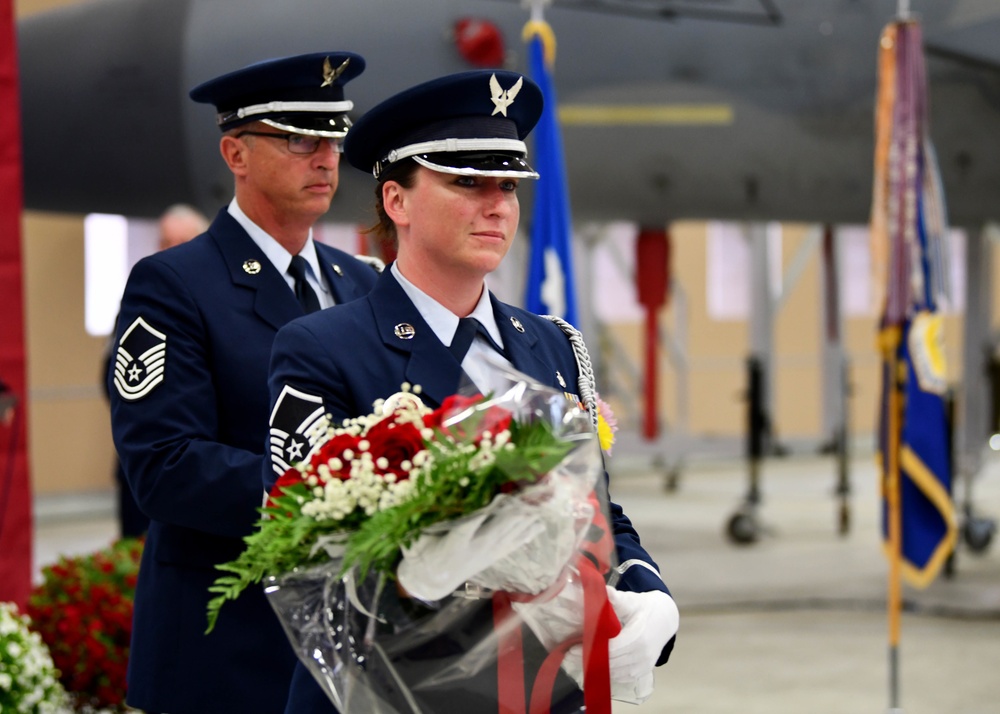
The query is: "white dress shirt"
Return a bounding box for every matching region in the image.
[228,199,335,309]
[391,262,514,395]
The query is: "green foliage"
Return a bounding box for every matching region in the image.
[206,486,330,633]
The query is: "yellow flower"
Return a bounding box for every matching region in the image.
[597,413,615,452]
[595,396,617,454]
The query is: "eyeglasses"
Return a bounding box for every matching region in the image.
[235,131,344,155]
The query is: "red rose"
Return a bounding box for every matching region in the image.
[423,394,511,443]
[309,432,362,479]
[423,394,484,430]
[266,466,305,509]
[364,418,425,480]
[477,404,513,439]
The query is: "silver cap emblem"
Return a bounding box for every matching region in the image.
[490,74,523,117]
[321,57,350,87]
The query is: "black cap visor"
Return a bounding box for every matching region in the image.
[258,114,353,137]
[412,151,538,179]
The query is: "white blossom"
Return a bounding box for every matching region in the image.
[0,602,68,712]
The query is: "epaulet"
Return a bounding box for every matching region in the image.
[540,315,598,431]
[353,254,386,273]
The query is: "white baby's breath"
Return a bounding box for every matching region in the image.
[0,601,69,714]
[287,387,440,527]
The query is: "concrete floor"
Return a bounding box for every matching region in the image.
[34,448,1000,714]
[610,449,1000,714]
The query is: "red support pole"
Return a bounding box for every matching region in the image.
[635,227,670,441]
[643,305,659,439]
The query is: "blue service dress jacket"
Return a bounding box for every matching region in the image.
[108,207,377,714]
[265,268,673,713]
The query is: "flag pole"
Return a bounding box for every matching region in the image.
[526,0,547,22]
[522,0,579,326]
[887,6,911,711]
[873,16,904,713]
[885,331,904,714]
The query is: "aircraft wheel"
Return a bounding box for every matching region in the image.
[726,511,758,545]
[963,517,996,554]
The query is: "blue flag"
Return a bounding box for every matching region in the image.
[524,27,578,325]
[872,21,956,588]
[878,315,957,587]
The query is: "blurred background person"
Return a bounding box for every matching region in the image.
[157,203,210,252]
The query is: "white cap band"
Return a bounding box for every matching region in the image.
[385,137,528,164]
[236,99,354,118]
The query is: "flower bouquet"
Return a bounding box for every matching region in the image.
[0,601,68,714]
[26,538,143,714]
[208,371,622,713]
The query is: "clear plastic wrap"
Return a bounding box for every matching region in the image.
[264,370,622,713]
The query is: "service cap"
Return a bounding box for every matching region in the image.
[189,51,365,137]
[343,70,542,180]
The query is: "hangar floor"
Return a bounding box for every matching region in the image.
[34,447,1000,714]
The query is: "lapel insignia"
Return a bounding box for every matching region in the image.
[321,56,350,87]
[510,316,525,333]
[269,385,327,477]
[242,259,261,275]
[490,73,523,117]
[332,263,344,277]
[113,317,167,401]
[394,323,416,340]
[556,371,566,388]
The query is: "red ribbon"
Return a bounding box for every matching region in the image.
[493,494,621,714]
[494,592,527,714]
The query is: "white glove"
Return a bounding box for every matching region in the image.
[562,644,656,705]
[560,587,678,704]
[606,587,679,682]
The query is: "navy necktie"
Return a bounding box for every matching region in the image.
[288,255,321,314]
[449,317,480,364]
[450,317,504,364]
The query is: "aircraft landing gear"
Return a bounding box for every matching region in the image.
[962,510,996,554]
[834,425,851,537]
[726,356,767,545]
[837,499,851,536]
[663,464,682,493]
[726,504,760,545]
[651,455,683,493]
